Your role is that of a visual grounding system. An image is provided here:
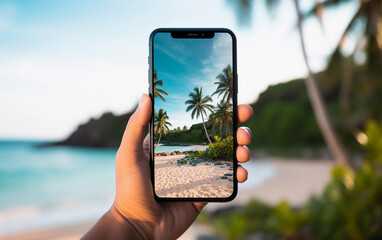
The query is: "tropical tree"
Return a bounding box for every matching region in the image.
[228,0,356,171]
[153,69,169,103]
[214,100,233,137]
[154,109,172,150]
[306,0,382,132]
[213,64,234,104]
[208,112,222,137]
[185,87,215,144]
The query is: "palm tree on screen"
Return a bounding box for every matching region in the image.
[213,64,233,104]
[154,108,172,150]
[208,112,221,137]
[185,87,215,144]
[153,69,168,103]
[215,100,233,137]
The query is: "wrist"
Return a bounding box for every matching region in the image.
[105,204,153,240]
[82,204,152,240]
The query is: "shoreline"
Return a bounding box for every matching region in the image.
[0,157,334,240]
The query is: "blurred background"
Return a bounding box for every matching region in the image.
[0,0,381,239]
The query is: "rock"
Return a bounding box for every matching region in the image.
[224,173,233,176]
[214,162,222,166]
[165,152,170,156]
[170,152,176,155]
[221,176,228,179]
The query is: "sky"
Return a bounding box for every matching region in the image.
[154,32,232,129]
[0,0,358,140]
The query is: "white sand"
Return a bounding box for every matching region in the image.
[191,145,208,151]
[154,155,234,198]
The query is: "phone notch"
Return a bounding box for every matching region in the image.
[171,31,215,39]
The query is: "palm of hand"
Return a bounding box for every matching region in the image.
[111,94,252,240]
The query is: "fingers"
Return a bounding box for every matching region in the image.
[237,127,252,146]
[237,146,250,163]
[237,165,248,183]
[143,134,150,158]
[117,94,152,160]
[192,202,208,213]
[238,104,253,125]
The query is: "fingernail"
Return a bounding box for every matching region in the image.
[242,127,252,138]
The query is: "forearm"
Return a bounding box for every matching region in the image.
[81,205,149,240]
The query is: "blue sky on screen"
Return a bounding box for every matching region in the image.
[0,0,358,139]
[154,33,232,128]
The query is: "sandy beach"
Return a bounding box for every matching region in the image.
[154,154,234,198]
[1,157,334,240]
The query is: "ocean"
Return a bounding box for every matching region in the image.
[0,140,275,237]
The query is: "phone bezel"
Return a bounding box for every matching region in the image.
[149,28,238,202]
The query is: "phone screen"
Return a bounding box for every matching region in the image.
[151,29,236,200]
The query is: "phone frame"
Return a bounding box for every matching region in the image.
[149,28,238,202]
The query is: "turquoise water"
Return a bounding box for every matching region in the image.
[0,140,117,236]
[0,140,276,236]
[155,145,195,153]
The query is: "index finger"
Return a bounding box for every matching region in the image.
[238,104,253,124]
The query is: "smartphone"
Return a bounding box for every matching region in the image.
[149,28,238,201]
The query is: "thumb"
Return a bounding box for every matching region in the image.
[117,94,152,161]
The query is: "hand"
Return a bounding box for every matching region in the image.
[82,94,253,240]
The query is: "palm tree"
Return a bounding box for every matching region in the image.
[213,65,234,104]
[185,87,215,144]
[306,0,382,135]
[214,100,233,137]
[153,69,168,103]
[154,109,172,150]
[228,0,355,171]
[208,112,221,137]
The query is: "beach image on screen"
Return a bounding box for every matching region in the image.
[153,32,234,198]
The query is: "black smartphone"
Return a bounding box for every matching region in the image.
[149,28,238,201]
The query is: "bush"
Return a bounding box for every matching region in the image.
[208,120,382,239]
[178,159,187,165]
[204,136,234,160]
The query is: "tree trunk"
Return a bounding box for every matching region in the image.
[293,0,354,171]
[340,51,354,121]
[225,121,231,137]
[211,123,216,137]
[201,114,212,144]
[154,131,162,150]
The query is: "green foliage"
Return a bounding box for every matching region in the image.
[208,120,382,239]
[214,135,221,142]
[187,153,196,159]
[198,150,206,158]
[213,212,248,240]
[178,159,187,165]
[160,123,211,145]
[196,211,210,225]
[364,120,382,162]
[204,136,233,160]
